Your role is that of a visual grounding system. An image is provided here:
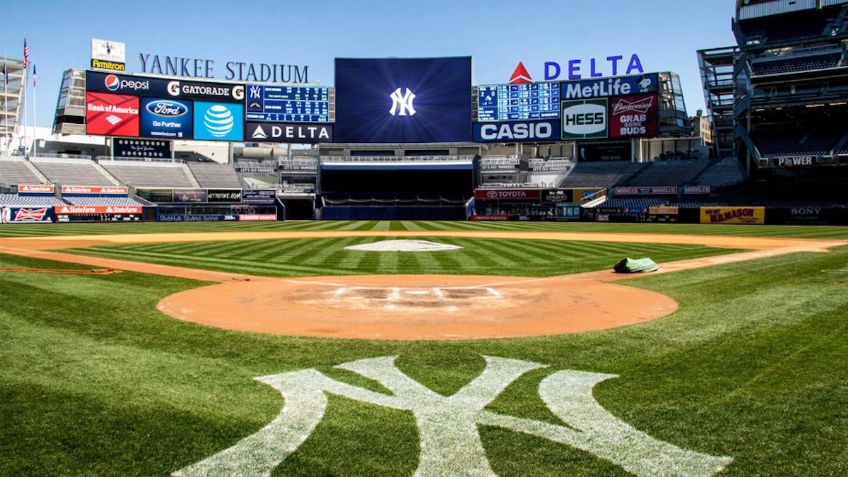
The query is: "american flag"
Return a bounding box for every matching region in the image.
[2,60,7,86]
[23,39,29,68]
[32,64,36,88]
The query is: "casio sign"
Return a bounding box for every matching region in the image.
[477,121,555,142]
[562,103,607,136]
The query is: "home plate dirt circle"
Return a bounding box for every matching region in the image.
[156,274,678,340]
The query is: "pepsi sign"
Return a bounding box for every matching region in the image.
[87,70,245,103]
[141,98,193,139]
[472,120,561,143]
[87,70,163,95]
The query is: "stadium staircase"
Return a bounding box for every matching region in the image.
[31,158,118,187]
[0,157,48,185]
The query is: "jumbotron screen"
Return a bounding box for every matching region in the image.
[334,57,472,143]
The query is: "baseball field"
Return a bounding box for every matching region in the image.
[1,220,847,476]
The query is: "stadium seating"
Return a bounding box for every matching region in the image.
[186,162,242,189]
[64,196,146,206]
[0,193,66,206]
[625,160,710,187]
[100,161,199,189]
[694,158,746,188]
[600,197,727,209]
[559,161,646,188]
[751,53,843,76]
[31,158,117,186]
[753,130,841,158]
[0,158,45,185]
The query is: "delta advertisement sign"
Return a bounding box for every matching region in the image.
[561,94,658,140]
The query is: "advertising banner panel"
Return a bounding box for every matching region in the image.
[206,189,242,202]
[7,207,55,223]
[561,99,608,140]
[242,189,277,204]
[245,121,333,143]
[542,189,574,203]
[608,94,657,138]
[238,214,277,221]
[86,71,244,103]
[113,138,171,159]
[61,185,129,195]
[141,98,193,139]
[85,92,140,137]
[560,73,659,100]
[683,185,711,195]
[17,184,55,194]
[613,186,677,195]
[472,120,560,143]
[193,102,244,141]
[649,206,679,215]
[474,189,541,200]
[172,189,207,203]
[334,57,472,143]
[54,205,142,215]
[700,207,765,225]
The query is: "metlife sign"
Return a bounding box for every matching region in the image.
[141,98,193,139]
[561,73,659,100]
[246,122,333,144]
[472,120,560,143]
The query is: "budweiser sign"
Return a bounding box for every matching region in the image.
[17,184,55,194]
[612,96,654,115]
[13,208,50,222]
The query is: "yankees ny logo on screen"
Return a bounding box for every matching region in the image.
[174,356,732,477]
[389,87,416,116]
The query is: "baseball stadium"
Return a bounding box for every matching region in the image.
[2,1,848,476]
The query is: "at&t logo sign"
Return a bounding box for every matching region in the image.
[389,87,416,116]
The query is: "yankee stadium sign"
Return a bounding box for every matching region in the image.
[138,53,310,83]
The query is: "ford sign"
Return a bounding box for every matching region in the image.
[146,100,188,117]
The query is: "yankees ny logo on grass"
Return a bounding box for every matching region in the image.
[174,356,732,477]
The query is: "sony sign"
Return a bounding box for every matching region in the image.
[139,53,310,84]
[473,120,561,143]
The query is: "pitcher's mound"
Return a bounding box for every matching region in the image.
[345,240,463,252]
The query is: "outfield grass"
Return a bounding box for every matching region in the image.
[1,236,847,475]
[2,219,848,239]
[67,236,737,278]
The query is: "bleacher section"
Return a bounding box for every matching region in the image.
[0,158,45,185]
[101,161,199,189]
[186,162,242,189]
[751,53,844,76]
[752,130,842,158]
[64,196,145,206]
[694,158,746,188]
[559,161,645,188]
[0,193,65,206]
[626,160,710,187]
[601,197,727,209]
[31,159,116,186]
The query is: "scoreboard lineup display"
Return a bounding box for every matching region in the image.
[246,84,331,123]
[477,82,560,122]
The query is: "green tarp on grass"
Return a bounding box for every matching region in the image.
[613,257,659,273]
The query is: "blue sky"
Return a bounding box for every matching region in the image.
[2,0,737,128]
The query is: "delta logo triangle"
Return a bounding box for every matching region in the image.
[252,125,268,139]
[509,62,532,84]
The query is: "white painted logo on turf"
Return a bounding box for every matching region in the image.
[174,356,732,477]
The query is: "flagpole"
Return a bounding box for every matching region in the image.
[22,65,27,157]
[2,55,7,154]
[32,64,37,158]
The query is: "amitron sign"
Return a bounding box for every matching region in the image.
[138,53,310,83]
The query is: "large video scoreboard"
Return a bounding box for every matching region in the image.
[245,84,331,123]
[477,82,560,122]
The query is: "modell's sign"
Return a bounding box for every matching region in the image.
[700,207,765,225]
[61,186,129,195]
[614,186,677,196]
[17,184,54,194]
[474,189,541,200]
[54,205,142,215]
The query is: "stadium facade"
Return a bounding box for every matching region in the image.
[2,1,847,224]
